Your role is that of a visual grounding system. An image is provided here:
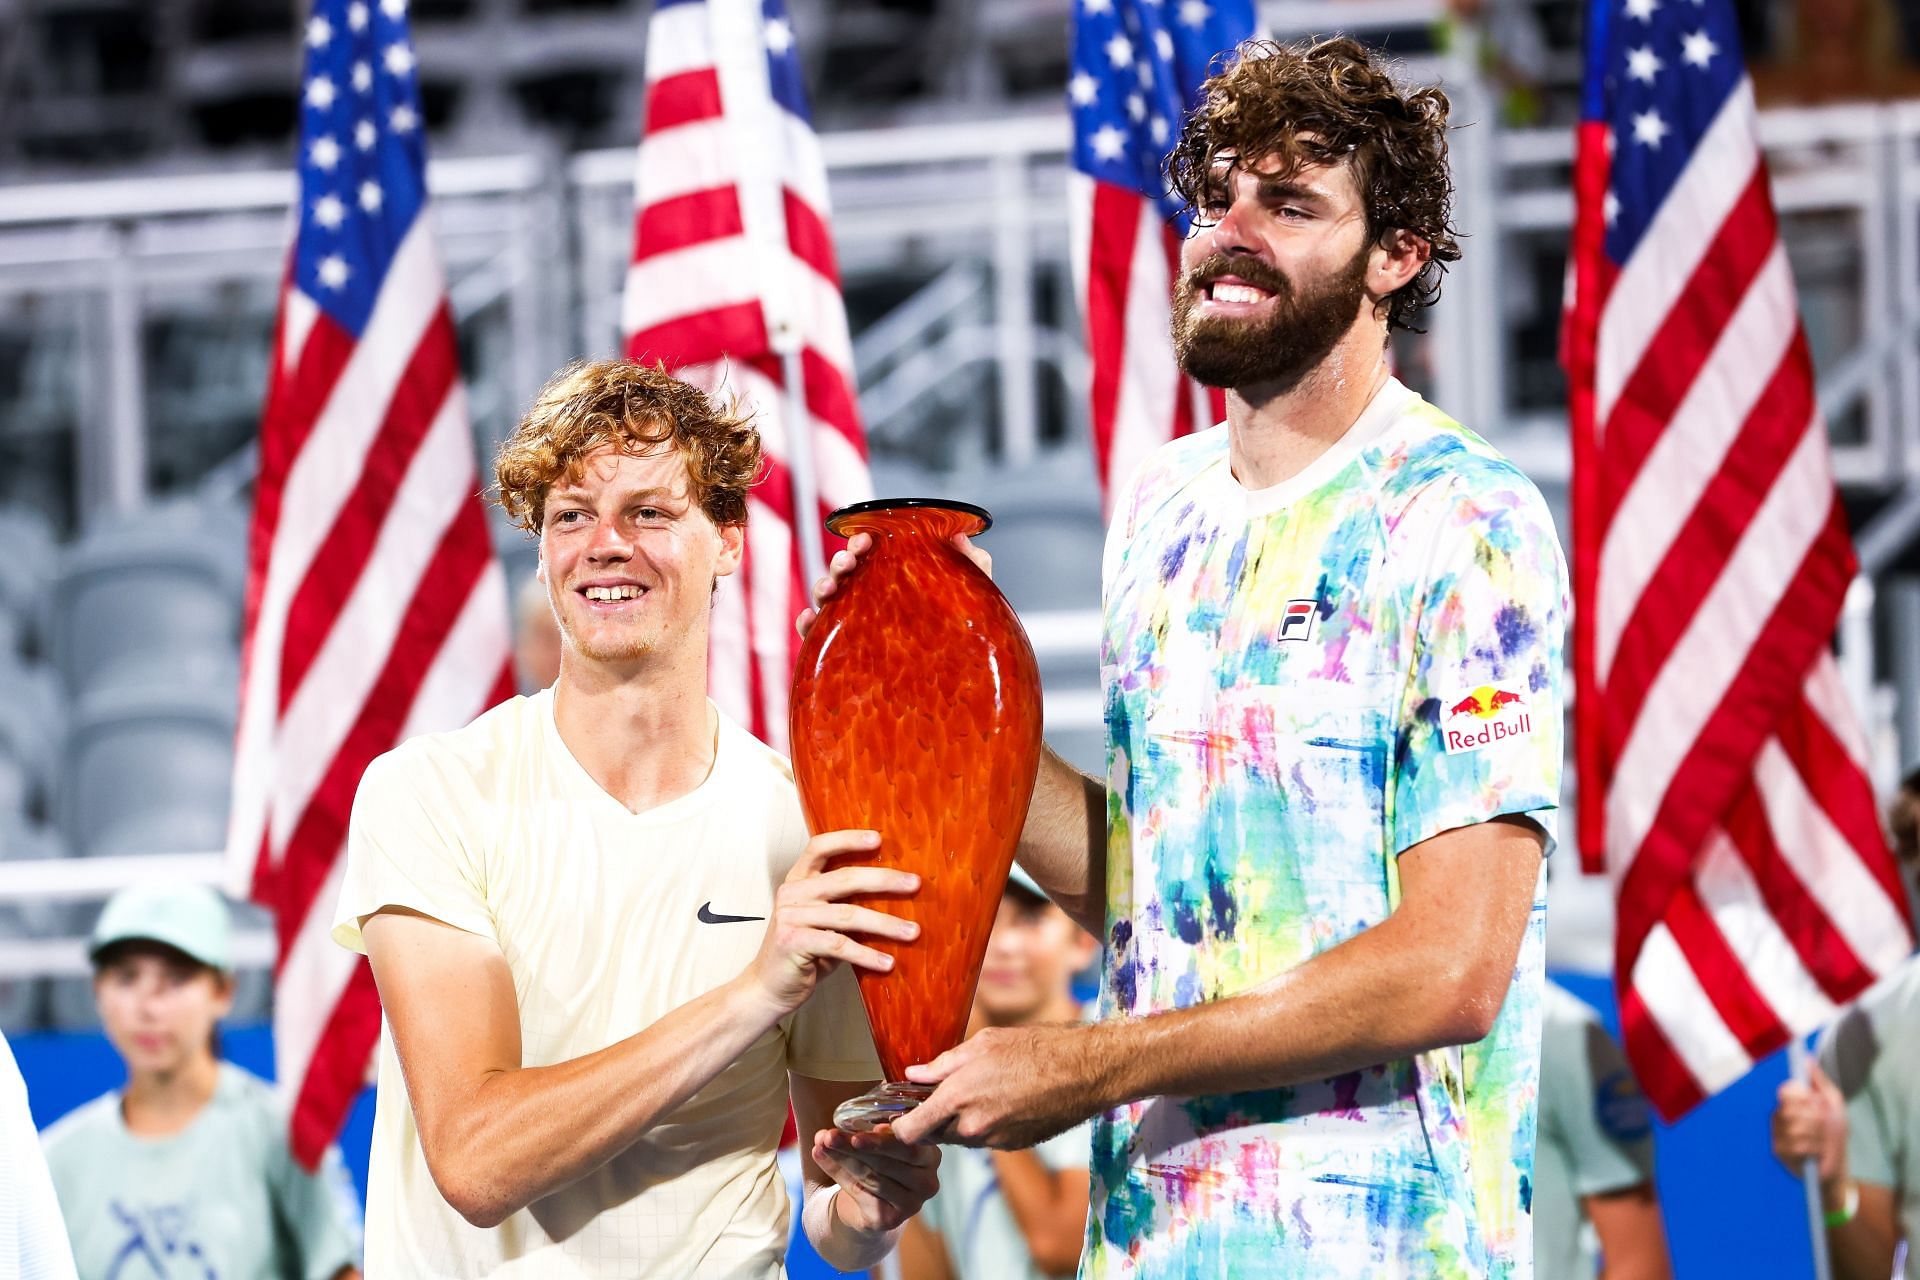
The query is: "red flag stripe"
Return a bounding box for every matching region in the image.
[1619,979,1709,1118]
[277,306,460,709]
[1777,690,1914,910]
[634,185,745,264]
[1661,879,1790,1059]
[783,188,843,289]
[287,962,382,1169]
[629,300,770,371]
[1722,781,1876,1001]
[1085,181,1142,490]
[644,68,724,134]
[1598,337,1812,738]
[1609,495,1856,973]
[1596,169,1773,508]
[272,499,496,960]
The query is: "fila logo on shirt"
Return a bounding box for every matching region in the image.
[1442,684,1535,754]
[1277,599,1318,643]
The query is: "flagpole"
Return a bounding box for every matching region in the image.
[775,326,828,587]
[1786,1038,1836,1280]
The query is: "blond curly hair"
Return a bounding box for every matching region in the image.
[493,360,763,533]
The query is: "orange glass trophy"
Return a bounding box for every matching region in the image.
[789,499,1044,1132]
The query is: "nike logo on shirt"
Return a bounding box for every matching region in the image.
[697,902,766,924]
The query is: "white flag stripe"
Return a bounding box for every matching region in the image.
[1605,416,1834,869]
[642,2,712,80]
[621,242,857,372]
[281,290,320,375]
[778,115,832,219]
[1632,922,1753,1096]
[1595,242,1796,679]
[1751,739,1916,971]
[229,223,446,873]
[708,563,753,729]
[400,564,514,744]
[1595,82,1761,425]
[1803,649,1874,768]
[273,854,356,1093]
[1695,827,1839,1030]
[634,122,741,208]
[267,386,473,850]
[1106,200,1183,499]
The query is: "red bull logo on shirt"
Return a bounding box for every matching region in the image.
[1442,685,1533,754]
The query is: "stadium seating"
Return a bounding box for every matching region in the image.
[0,506,58,660]
[60,680,236,858]
[50,520,243,697]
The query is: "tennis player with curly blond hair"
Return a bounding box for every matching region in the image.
[332,359,938,1277]
[808,37,1567,1279]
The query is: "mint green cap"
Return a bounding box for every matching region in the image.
[90,883,233,972]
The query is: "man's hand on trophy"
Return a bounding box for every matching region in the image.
[795,531,993,638]
[890,1022,1103,1150]
[740,829,920,1017]
[809,1125,942,1232]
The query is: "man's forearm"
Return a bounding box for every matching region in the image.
[1017,747,1106,934]
[1078,906,1514,1109]
[430,975,785,1225]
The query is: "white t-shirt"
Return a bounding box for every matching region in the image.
[333,690,880,1278]
[919,1123,1089,1280]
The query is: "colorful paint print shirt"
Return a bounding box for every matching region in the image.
[1090,377,1567,1280]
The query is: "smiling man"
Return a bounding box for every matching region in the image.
[332,360,937,1276]
[812,37,1569,1280]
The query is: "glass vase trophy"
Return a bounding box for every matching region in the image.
[789,499,1043,1132]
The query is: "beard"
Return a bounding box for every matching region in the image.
[1171,244,1373,392]
[553,586,660,666]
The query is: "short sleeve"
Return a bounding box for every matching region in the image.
[784,963,881,1081]
[1390,472,1568,857]
[271,1139,363,1280]
[331,747,496,954]
[1542,1000,1656,1197]
[1817,1002,1898,1189]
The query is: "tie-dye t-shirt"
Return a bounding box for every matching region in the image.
[1089,378,1567,1280]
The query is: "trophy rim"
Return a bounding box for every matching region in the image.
[826,497,993,536]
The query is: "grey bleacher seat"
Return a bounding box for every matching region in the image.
[60,682,235,858]
[0,819,70,1033]
[91,496,250,597]
[51,522,243,696]
[0,656,68,824]
[0,506,58,660]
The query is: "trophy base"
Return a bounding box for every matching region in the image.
[834,1082,934,1133]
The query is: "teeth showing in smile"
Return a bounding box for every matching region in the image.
[584,585,642,601]
[1211,283,1270,304]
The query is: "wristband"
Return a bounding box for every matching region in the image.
[1824,1179,1859,1228]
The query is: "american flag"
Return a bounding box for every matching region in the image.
[1564,0,1914,1118]
[227,0,514,1166]
[1069,0,1250,505]
[623,0,870,749]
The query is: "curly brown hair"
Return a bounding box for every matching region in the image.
[1167,36,1462,333]
[493,359,763,533]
